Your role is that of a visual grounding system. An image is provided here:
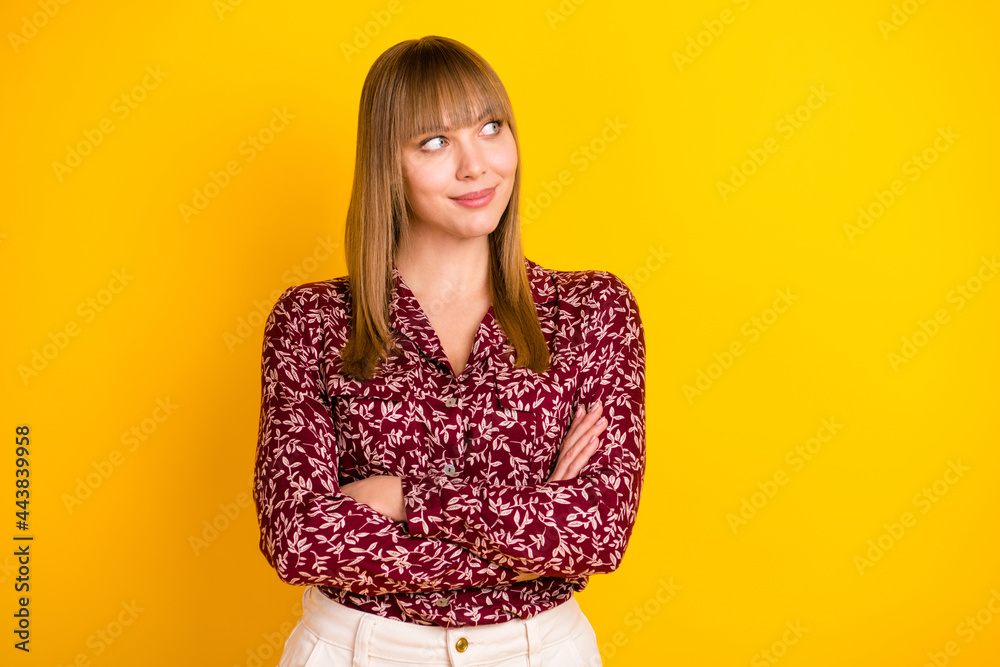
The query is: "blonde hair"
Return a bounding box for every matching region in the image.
[338,35,549,379]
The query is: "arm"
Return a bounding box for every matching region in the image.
[254,286,528,595]
[401,272,647,578]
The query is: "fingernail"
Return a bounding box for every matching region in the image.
[599,417,607,426]
[589,435,597,444]
[576,405,584,418]
[589,401,600,412]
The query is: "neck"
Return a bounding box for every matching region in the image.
[394,233,491,302]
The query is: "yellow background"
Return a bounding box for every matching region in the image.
[2,0,999,665]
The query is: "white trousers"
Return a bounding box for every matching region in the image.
[277,586,604,667]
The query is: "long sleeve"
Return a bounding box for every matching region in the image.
[401,272,647,578]
[253,286,526,595]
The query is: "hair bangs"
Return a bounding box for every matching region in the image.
[394,47,513,148]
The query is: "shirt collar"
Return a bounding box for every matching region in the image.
[389,257,557,374]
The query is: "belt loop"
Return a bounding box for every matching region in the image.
[352,614,375,667]
[525,618,543,667]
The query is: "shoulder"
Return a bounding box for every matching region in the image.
[526,257,637,313]
[266,277,352,342]
[272,276,351,314]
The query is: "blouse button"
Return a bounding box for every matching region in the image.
[442,463,457,477]
[434,598,449,607]
[444,397,458,408]
[455,637,469,652]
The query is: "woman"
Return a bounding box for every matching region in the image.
[254,35,646,666]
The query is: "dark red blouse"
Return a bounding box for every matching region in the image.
[253,257,646,627]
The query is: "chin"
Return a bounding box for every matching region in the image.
[463,215,502,239]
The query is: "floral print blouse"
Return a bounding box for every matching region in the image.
[253,257,646,627]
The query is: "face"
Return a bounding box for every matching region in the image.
[399,111,518,245]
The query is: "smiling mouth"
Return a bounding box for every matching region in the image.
[451,186,497,201]
[449,186,498,209]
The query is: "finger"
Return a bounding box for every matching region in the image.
[580,401,604,426]
[571,431,607,476]
[561,416,608,465]
[560,434,603,480]
[552,429,589,478]
[556,417,608,478]
[549,404,606,482]
[572,433,602,468]
[565,402,604,437]
[562,406,588,440]
[548,457,571,482]
[551,443,586,481]
[561,414,602,461]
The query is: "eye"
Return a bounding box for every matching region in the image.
[417,119,504,152]
[482,119,503,135]
[421,136,446,150]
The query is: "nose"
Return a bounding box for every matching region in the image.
[455,137,487,180]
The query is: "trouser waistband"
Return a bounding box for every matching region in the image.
[298,586,584,665]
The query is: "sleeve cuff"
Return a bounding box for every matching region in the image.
[401,474,447,539]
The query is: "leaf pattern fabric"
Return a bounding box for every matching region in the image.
[253,257,646,627]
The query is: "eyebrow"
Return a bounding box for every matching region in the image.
[419,108,497,136]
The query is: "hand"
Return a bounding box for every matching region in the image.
[340,475,406,522]
[547,401,608,483]
[342,477,542,583]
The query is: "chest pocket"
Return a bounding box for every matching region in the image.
[326,372,419,482]
[483,363,578,485]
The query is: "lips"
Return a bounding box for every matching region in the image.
[451,186,497,201]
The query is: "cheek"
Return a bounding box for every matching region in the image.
[494,139,519,177]
[403,171,444,210]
